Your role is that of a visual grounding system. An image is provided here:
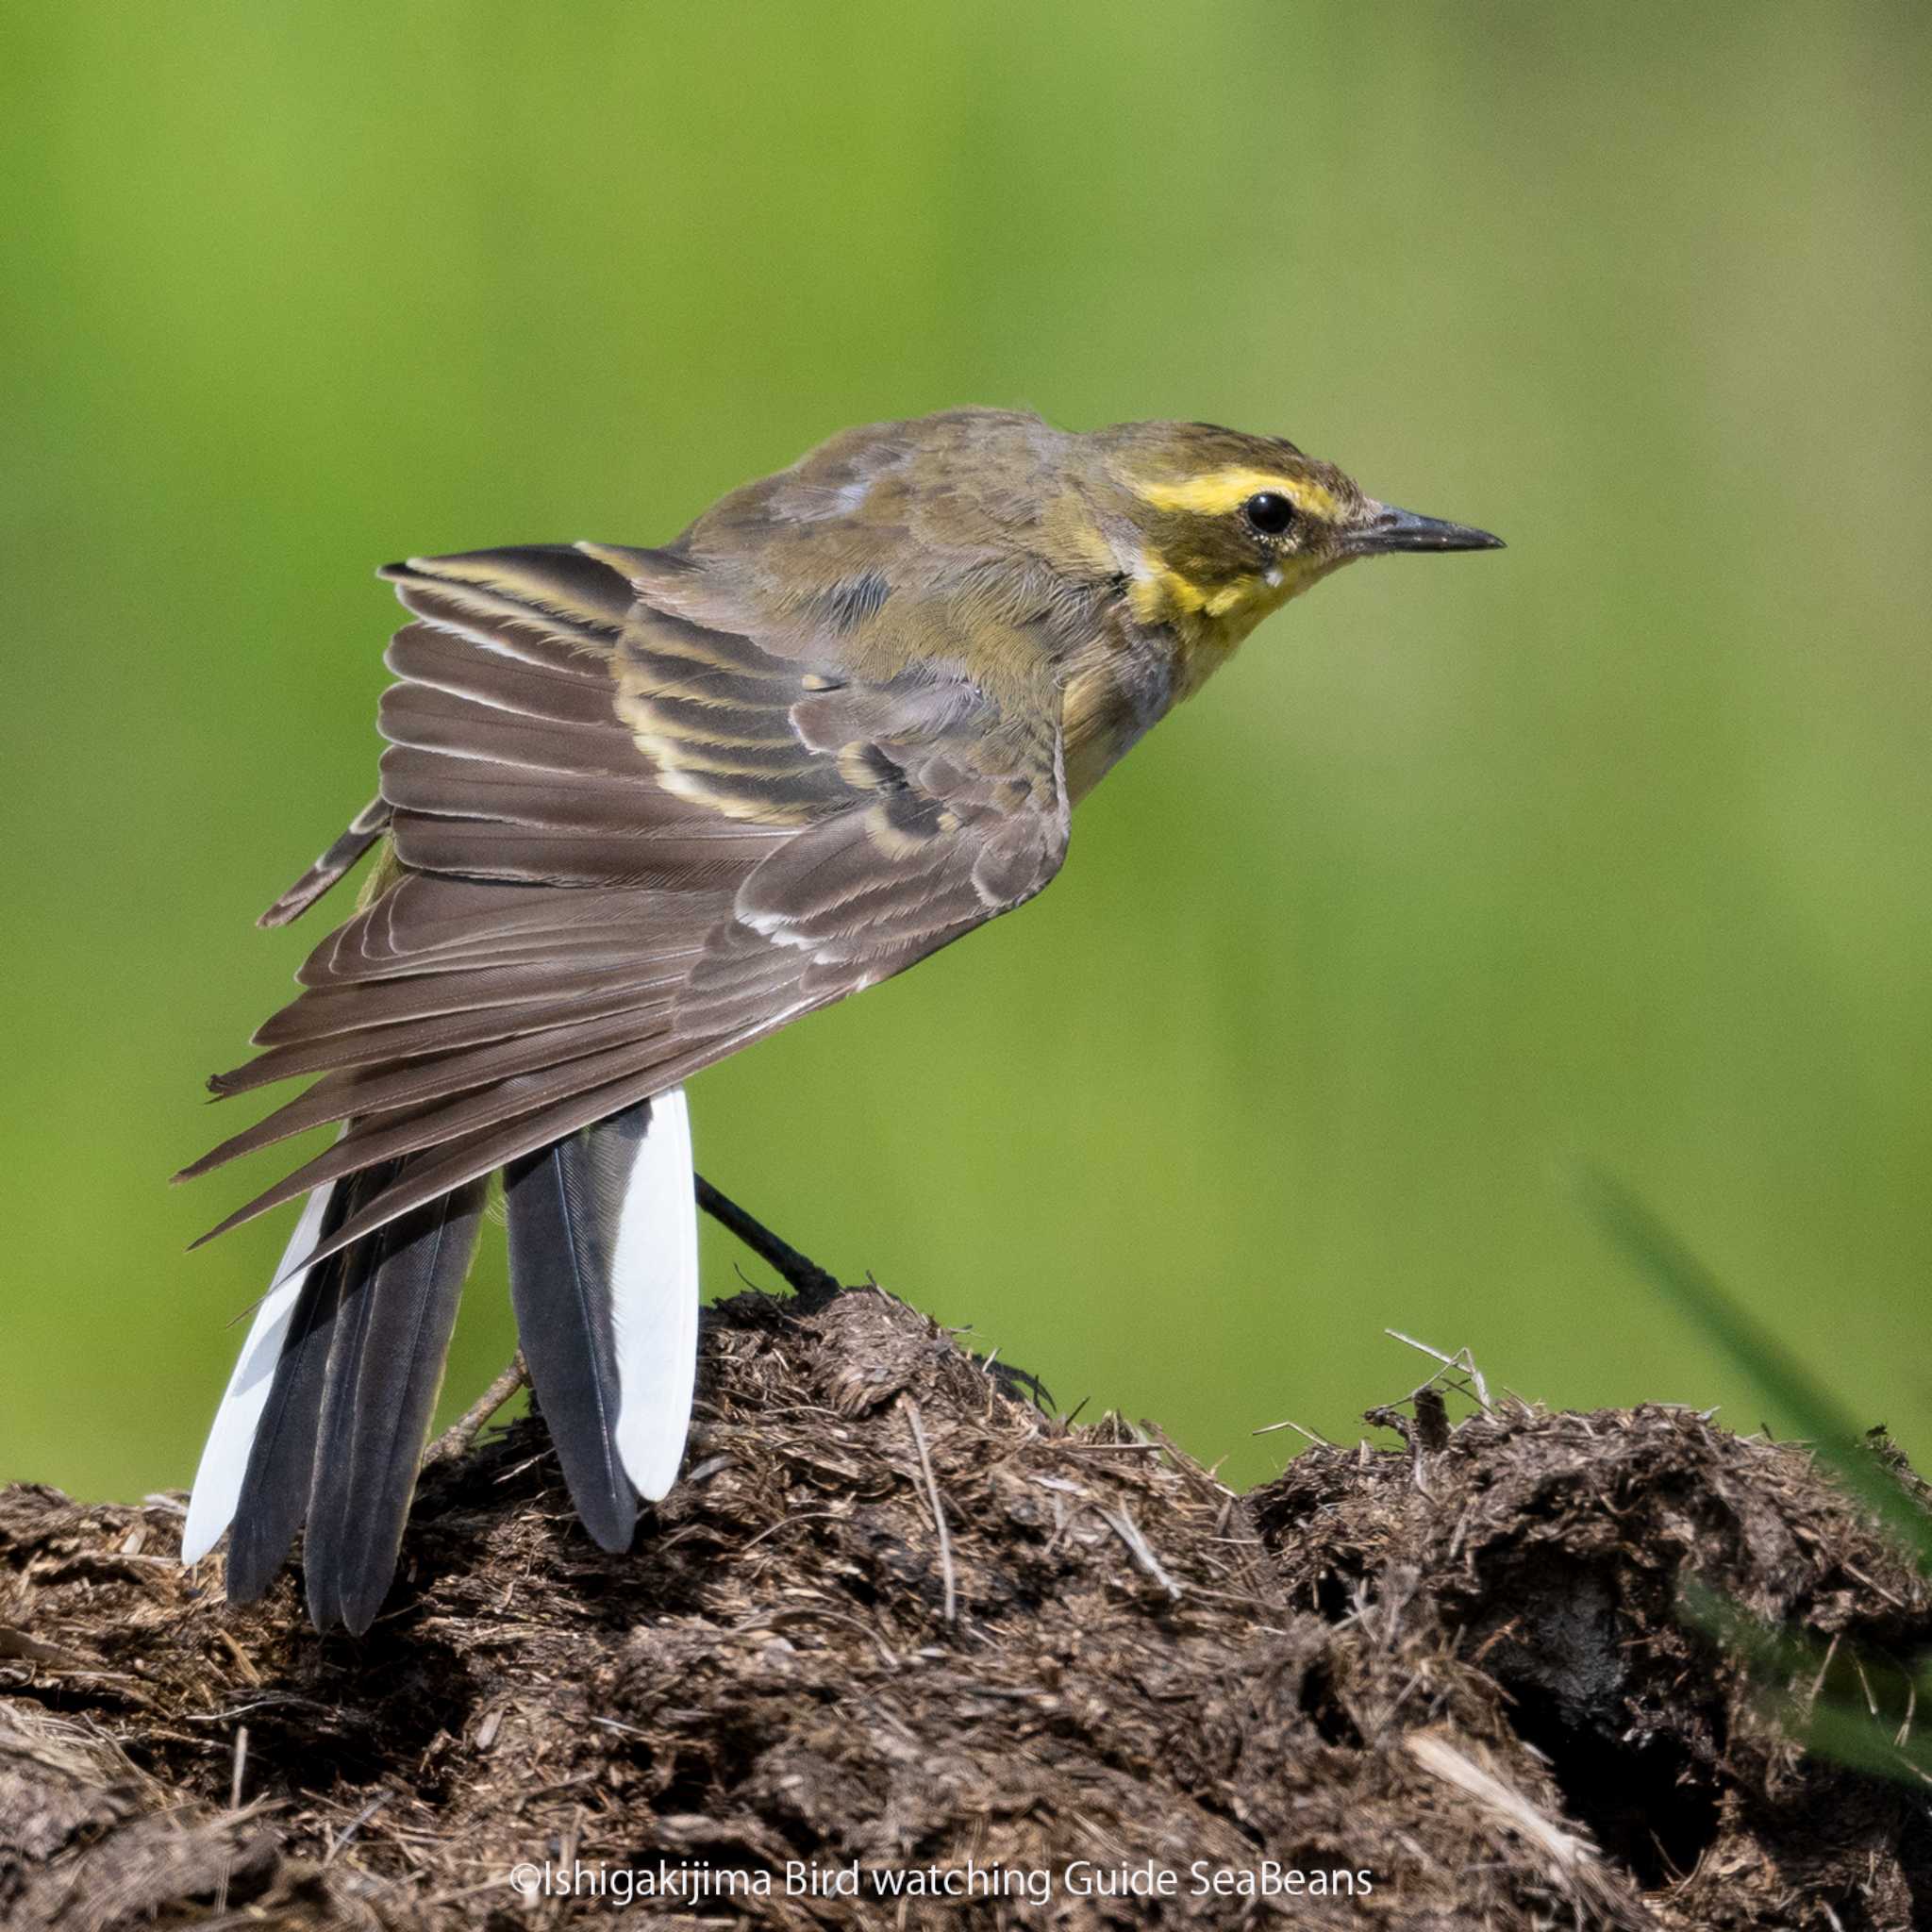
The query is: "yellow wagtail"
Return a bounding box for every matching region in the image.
[176,408,1501,1630]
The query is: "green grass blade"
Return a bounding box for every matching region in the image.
[1579,1168,1932,1574]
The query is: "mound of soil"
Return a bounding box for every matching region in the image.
[2,1281,1927,1928]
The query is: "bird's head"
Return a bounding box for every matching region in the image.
[1081,420,1502,650]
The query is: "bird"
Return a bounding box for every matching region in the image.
[175,408,1501,1633]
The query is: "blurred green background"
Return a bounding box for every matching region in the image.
[4,3,1927,1506]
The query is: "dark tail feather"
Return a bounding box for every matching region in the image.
[258,795,391,928]
[503,1108,652,1553]
[225,1179,368,1603]
[300,1175,487,1634]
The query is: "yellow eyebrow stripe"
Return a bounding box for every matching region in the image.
[1132,466,1342,522]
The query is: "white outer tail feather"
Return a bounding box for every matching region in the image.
[609,1085,700,1501]
[180,1085,701,1568]
[180,1180,337,1564]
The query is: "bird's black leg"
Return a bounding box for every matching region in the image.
[693,1177,1052,1404]
[435,1182,839,1475]
[695,1174,841,1305]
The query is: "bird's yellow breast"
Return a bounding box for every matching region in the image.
[1059,570,1293,803]
[1124,554,1310,695]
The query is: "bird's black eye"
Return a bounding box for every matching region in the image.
[1242,491,1296,537]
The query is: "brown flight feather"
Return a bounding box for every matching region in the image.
[189,506,1074,1268]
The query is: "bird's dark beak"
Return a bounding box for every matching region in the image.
[1345,501,1505,557]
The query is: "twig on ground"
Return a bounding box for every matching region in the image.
[901,1395,958,1624]
[325,1791,393,1865]
[1255,1416,1337,1446]
[1102,1506,1183,1602]
[1387,1329,1493,1410]
[425,1353,527,1466]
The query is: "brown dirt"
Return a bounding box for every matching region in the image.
[2,1281,1928,1929]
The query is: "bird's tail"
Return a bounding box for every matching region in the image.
[182,816,701,1634]
[505,1091,700,1547]
[182,1095,699,1634]
[182,1157,485,1633]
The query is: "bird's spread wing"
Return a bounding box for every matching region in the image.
[184,539,1071,1262]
